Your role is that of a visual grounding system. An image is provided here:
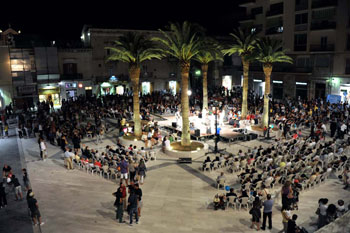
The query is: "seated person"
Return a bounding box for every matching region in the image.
[226,188,237,201]
[216,172,226,187]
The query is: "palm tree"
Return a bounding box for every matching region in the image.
[106,32,162,138]
[255,37,293,128]
[223,29,257,119]
[195,39,223,110]
[153,21,203,147]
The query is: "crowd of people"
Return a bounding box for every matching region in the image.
[1,85,350,231]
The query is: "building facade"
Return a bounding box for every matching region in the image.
[237,0,350,101]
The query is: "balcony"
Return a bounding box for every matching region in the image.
[238,0,255,7]
[294,45,307,51]
[310,44,335,52]
[311,21,336,30]
[60,73,83,80]
[239,15,255,22]
[265,26,283,35]
[248,65,312,73]
[312,0,337,9]
[266,8,283,17]
[295,24,308,31]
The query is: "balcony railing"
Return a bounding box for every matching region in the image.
[239,15,255,22]
[295,24,308,31]
[310,44,335,51]
[248,65,312,73]
[60,73,83,80]
[312,0,337,9]
[265,26,283,35]
[294,45,307,51]
[311,21,336,30]
[239,0,255,7]
[266,8,284,17]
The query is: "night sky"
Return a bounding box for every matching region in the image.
[0,1,240,40]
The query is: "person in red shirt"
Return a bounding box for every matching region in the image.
[94,160,102,168]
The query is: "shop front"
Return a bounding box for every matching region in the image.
[38,85,60,107]
[167,80,179,95]
[100,82,114,95]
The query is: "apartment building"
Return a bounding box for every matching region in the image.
[238,0,350,101]
[80,25,182,96]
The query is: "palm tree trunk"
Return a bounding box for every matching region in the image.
[241,58,249,119]
[262,64,273,128]
[202,64,209,110]
[129,65,141,138]
[181,62,191,146]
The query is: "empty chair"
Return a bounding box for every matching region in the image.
[239,197,250,210]
[102,165,110,179]
[217,178,225,190]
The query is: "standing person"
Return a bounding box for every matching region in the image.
[39,138,47,161]
[120,157,129,186]
[262,194,274,230]
[27,192,44,226]
[127,190,139,226]
[249,200,261,231]
[281,181,292,209]
[281,206,292,233]
[287,214,300,233]
[129,160,136,182]
[134,183,143,217]
[11,175,23,201]
[137,159,147,185]
[113,186,125,223]
[22,168,30,191]
[64,148,74,170]
[317,198,328,229]
[0,182,7,208]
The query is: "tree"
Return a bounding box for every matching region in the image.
[255,37,293,128]
[106,32,162,138]
[223,29,257,119]
[153,21,204,147]
[195,38,223,110]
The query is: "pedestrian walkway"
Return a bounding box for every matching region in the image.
[0,137,34,233]
[14,128,350,233]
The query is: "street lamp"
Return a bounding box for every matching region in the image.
[205,101,225,155]
[266,93,273,139]
[187,90,192,96]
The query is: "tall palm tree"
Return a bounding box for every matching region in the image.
[153,21,203,147]
[195,39,223,110]
[223,29,257,119]
[255,37,293,128]
[106,32,162,138]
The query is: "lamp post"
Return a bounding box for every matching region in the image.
[205,101,225,155]
[266,93,273,139]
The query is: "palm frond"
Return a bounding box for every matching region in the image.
[255,37,293,65]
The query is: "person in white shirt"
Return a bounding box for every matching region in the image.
[64,148,74,170]
[39,138,47,161]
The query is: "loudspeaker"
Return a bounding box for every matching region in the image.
[195,129,200,137]
[172,122,177,128]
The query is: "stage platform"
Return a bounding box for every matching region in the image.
[155,115,257,143]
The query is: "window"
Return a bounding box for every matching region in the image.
[251,7,263,16]
[63,63,77,74]
[295,13,308,25]
[294,34,307,51]
[296,57,311,68]
[106,49,110,55]
[321,36,328,48]
[347,34,350,51]
[315,56,330,67]
[312,8,335,20]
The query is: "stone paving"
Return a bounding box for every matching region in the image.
[3,119,350,233]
